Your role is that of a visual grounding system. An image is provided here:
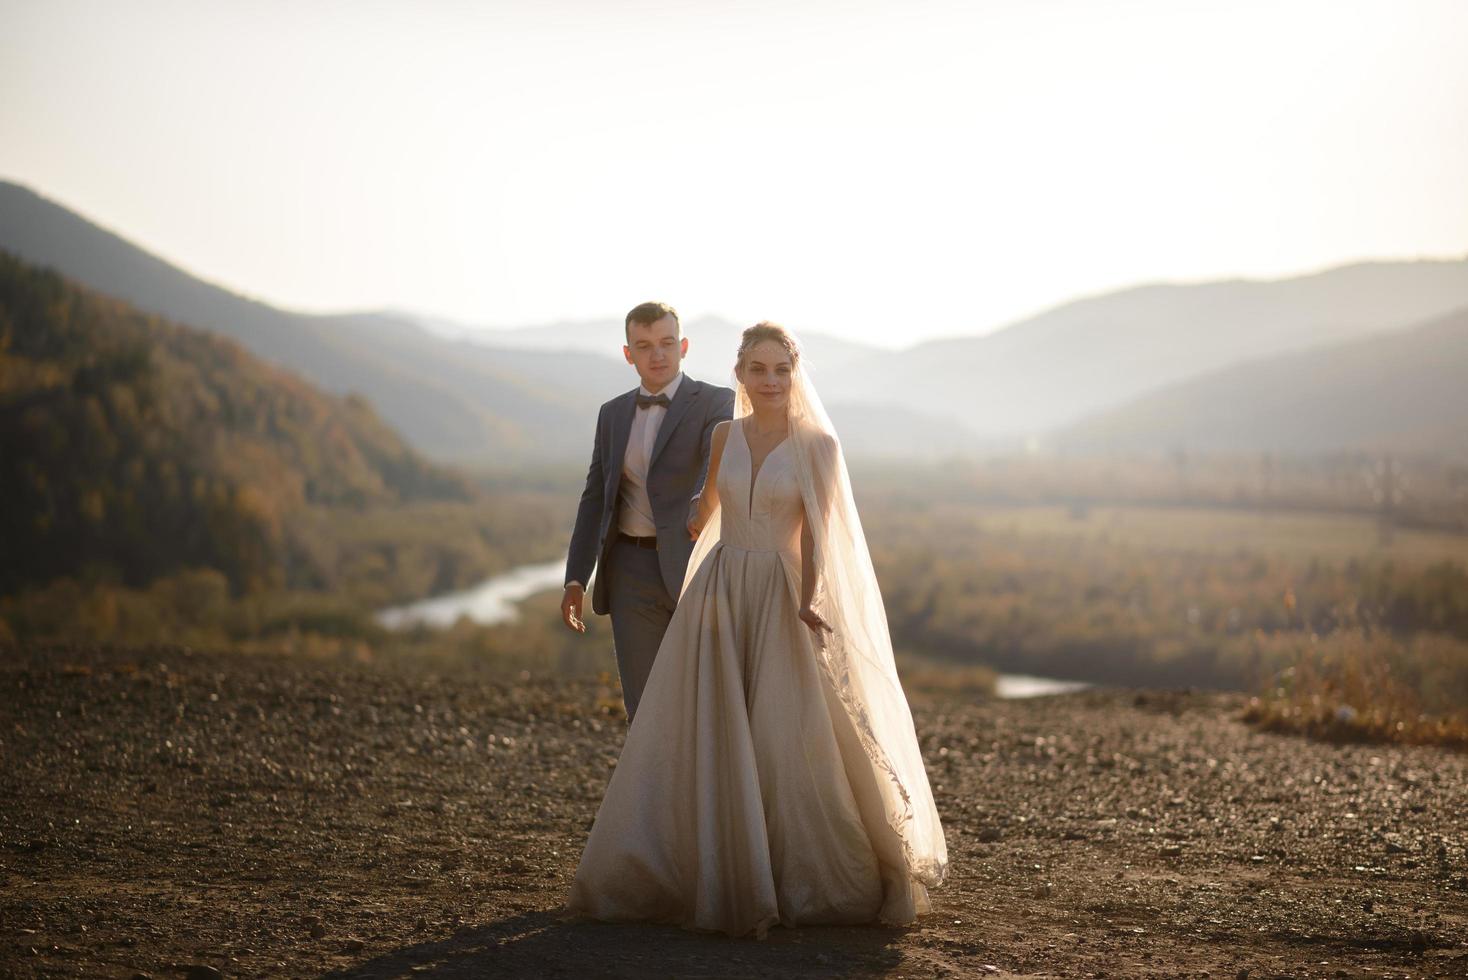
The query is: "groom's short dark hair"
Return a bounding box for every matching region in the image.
[625,301,680,341]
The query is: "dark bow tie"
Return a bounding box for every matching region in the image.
[636,392,671,409]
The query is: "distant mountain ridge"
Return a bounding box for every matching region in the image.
[0,181,628,464]
[441,312,883,386]
[1051,304,1468,456]
[5,178,1466,462]
[821,258,1468,438]
[429,258,1468,456]
[416,311,992,458]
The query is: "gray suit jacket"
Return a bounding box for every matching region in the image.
[566,375,737,616]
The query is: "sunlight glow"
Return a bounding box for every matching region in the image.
[2,0,1465,345]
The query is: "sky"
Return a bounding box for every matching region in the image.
[2,0,1466,347]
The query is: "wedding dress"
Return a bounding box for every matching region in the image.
[567,361,946,939]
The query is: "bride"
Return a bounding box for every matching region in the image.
[566,322,947,938]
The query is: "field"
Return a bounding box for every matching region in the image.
[5,460,1467,746]
[858,490,1468,743]
[903,502,1468,564]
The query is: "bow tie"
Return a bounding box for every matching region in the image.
[636,392,671,409]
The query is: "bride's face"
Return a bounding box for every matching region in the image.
[736,340,794,412]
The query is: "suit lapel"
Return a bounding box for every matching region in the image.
[648,378,699,471]
[607,389,638,493]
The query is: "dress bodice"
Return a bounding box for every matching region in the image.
[717,419,803,554]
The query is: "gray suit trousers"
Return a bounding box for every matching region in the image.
[606,538,677,723]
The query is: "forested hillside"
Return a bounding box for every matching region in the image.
[0,250,474,595]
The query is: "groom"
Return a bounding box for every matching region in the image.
[561,302,736,722]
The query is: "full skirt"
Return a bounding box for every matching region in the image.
[566,543,929,938]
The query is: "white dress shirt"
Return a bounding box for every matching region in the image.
[618,372,683,537]
[566,373,683,591]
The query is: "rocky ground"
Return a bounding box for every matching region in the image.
[2,643,1466,979]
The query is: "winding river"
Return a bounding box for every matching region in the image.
[377,560,1091,699]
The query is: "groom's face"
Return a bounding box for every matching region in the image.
[623,315,687,391]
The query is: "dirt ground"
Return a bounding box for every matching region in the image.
[2,643,1466,979]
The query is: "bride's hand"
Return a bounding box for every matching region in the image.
[687,512,705,541]
[798,605,832,637]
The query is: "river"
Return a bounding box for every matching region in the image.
[376,560,1091,699]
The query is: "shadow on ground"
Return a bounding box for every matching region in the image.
[323,908,909,979]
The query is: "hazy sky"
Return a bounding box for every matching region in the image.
[3,0,1466,347]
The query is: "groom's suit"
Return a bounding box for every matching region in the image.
[566,372,735,721]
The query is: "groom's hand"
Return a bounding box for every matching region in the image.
[686,496,703,541]
[561,584,587,633]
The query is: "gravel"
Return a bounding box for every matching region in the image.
[2,644,1466,978]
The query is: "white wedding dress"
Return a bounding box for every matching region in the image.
[567,417,936,938]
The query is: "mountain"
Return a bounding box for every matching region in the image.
[439,312,883,387]
[822,401,1009,460]
[420,313,996,456]
[9,178,1466,464]
[823,259,1468,439]
[0,181,628,464]
[0,249,474,594]
[1051,305,1468,456]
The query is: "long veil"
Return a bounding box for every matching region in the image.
[679,342,949,910]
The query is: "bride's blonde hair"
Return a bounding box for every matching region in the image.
[736,321,801,369]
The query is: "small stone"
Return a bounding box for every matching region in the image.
[185,967,223,980]
[342,938,365,952]
[977,827,1002,843]
[310,922,327,939]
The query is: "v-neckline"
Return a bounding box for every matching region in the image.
[743,419,790,514]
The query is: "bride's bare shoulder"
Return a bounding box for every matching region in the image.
[808,428,839,455]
